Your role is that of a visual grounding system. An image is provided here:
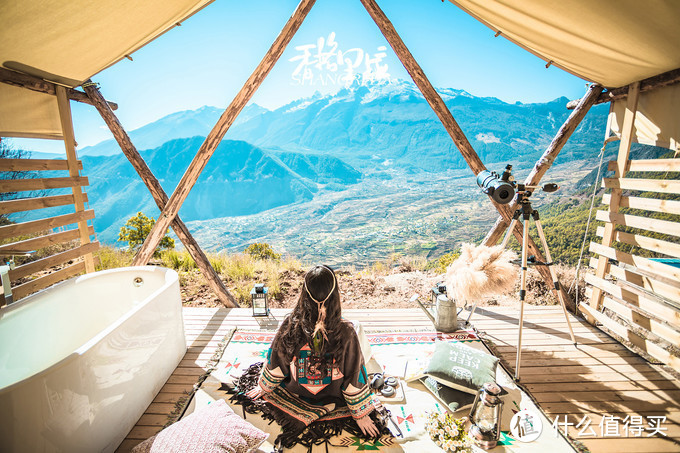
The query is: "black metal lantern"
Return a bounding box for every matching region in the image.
[251,283,269,317]
[468,382,503,450]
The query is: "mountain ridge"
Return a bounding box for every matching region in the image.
[79,80,607,172]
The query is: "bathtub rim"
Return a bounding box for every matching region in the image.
[0,265,181,395]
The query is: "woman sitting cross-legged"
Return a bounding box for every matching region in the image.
[240,264,388,448]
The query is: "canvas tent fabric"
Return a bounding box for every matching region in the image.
[609,83,680,151]
[0,0,213,139]
[0,85,63,140]
[448,0,680,89]
[1,0,679,142]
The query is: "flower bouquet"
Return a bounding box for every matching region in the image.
[426,412,473,453]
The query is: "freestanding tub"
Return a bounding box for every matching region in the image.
[0,266,186,453]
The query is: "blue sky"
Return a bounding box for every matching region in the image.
[16,0,589,153]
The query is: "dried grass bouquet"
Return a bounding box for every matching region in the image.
[444,243,518,303]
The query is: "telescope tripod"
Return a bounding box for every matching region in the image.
[500,193,577,381]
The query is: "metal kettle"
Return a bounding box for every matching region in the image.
[413,284,458,332]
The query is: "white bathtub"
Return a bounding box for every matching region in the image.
[0,266,186,453]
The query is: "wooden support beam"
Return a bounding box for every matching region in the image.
[593,257,680,305]
[607,158,680,173]
[567,67,680,109]
[0,225,94,254]
[360,0,574,310]
[360,0,485,174]
[56,85,95,273]
[9,241,100,281]
[0,67,118,110]
[132,0,317,267]
[596,225,680,259]
[11,259,92,301]
[579,303,680,374]
[586,82,640,324]
[483,84,604,246]
[602,194,680,216]
[0,209,95,240]
[0,176,88,193]
[602,177,680,195]
[0,193,89,215]
[82,81,239,308]
[595,209,680,238]
[0,158,82,172]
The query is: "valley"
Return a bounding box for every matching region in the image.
[185,159,593,267]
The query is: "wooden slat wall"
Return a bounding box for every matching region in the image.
[585,153,680,373]
[0,155,99,306]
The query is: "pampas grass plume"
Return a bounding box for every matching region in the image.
[444,243,518,302]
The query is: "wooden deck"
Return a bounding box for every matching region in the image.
[116,306,680,453]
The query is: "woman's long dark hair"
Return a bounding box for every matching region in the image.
[276,265,349,366]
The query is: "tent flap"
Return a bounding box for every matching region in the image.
[610,83,680,151]
[0,84,63,140]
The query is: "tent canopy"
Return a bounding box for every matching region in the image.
[0,0,213,139]
[449,0,680,89]
[1,0,679,140]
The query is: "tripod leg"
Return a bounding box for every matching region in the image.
[501,217,519,249]
[515,219,530,381]
[534,219,577,346]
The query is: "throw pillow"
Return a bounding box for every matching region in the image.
[131,399,268,453]
[423,341,498,394]
[421,376,477,412]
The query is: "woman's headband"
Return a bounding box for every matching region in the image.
[303,265,336,306]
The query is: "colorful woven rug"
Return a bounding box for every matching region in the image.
[186,328,576,453]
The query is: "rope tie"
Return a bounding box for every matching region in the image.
[571,122,618,308]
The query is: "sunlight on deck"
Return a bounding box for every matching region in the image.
[117,306,680,452]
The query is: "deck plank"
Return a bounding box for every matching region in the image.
[116,306,680,452]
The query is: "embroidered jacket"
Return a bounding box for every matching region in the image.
[258,319,377,424]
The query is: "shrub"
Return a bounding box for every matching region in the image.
[222,254,256,281]
[244,243,281,261]
[118,212,175,257]
[160,250,196,271]
[425,251,461,275]
[95,246,133,271]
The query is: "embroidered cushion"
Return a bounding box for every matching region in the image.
[423,341,498,394]
[131,399,268,453]
[421,376,477,412]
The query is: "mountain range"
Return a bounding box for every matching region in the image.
[30,79,610,249]
[81,79,608,170]
[81,138,360,242]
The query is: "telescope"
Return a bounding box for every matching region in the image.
[476,164,515,204]
[476,164,559,204]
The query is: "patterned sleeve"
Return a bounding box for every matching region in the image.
[258,321,292,393]
[340,324,376,420]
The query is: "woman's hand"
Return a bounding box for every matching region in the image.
[246,386,264,400]
[356,415,380,437]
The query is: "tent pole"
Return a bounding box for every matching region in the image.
[483,84,604,247]
[0,67,118,110]
[566,67,680,109]
[83,81,239,308]
[132,0,317,266]
[360,0,574,310]
[585,82,640,324]
[55,86,96,273]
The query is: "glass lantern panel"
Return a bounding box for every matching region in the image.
[252,297,267,316]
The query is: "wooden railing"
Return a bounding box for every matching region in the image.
[583,156,680,372]
[0,157,99,306]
